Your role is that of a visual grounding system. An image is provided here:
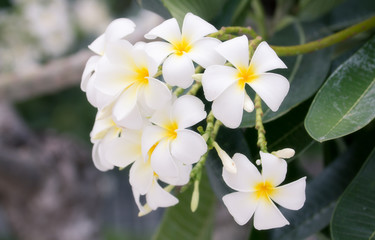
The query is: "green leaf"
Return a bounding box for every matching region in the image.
[297,0,345,22]
[244,100,314,162]
[136,0,172,19]
[270,133,375,240]
[153,169,216,240]
[305,36,375,142]
[161,0,229,25]
[331,147,375,240]
[241,21,332,127]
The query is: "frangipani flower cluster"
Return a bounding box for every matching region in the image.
[81,12,306,229]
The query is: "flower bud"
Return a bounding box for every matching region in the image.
[214,142,237,173]
[272,148,295,159]
[191,180,200,212]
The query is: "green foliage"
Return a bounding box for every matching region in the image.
[305,36,375,142]
[331,148,375,240]
[153,170,216,240]
[298,0,344,21]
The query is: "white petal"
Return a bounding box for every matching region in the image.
[149,101,173,127]
[212,83,245,129]
[162,53,195,88]
[253,197,289,230]
[223,153,262,192]
[171,129,207,165]
[187,37,225,68]
[181,12,217,43]
[141,125,166,159]
[105,18,136,42]
[172,95,206,129]
[86,75,116,109]
[216,35,249,69]
[271,177,306,210]
[151,140,179,179]
[202,65,238,101]
[260,151,287,187]
[159,160,192,186]
[104,40,135,68]
[130,158,154,194]
[145,41,174,65]
[222,192,257,226]
[113,85,143,130]
[81,55,100,91]
[102,135,141,168]
[88,34,106,55]
[250,41,287,74]
[248,73,289,112]
[244,93,254,112]
[143,78,172,110]
[144,18,181,43]
[146,181,179,209]
[90,111,114,140]
[92,141,114,172]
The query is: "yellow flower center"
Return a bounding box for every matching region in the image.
[164,121,178,140]
[237,65,257,90]
[254,181,274,200]
[134,67,149,85]
[172,38,192,56]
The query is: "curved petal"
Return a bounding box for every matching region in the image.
[151,140,179,179]
[81,55,100,91]
[130,158,154,195]
[104,40,135,68]
[216,35,249,69]
[212,83,245,129]
[145,41,174,66]
[146,181,179,210]
[144,18,181,43]
[202,65,238,101]
[187,37,225,68]
[222,192,257,226]
[113,85,143,130]
[105,18,136,42]
[86,75,116,109]
[260,151,287,187]
[143,77,172,110]
[90,112,114,140]
[223,153,262,192]
[141,125,166,159]
[162,53,195,88]
[171,129,207,165]
[271,177,306,210]
[250,41,287,74]
[253,197,289,230]
[92,141,114,172]
[88,34,106,55]
[159,160,192,186]
[248,73,289,112]
[172,95,206,129]
[181,12,217,43]
[102,135,141,168]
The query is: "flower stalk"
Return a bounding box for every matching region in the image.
[255,94,267,152]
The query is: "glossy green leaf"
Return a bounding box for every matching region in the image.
[305,36,375,142]
[298,0,344,21]
[153,169,216,240]
[241,21,332,127]
[270,134,375,240]
[244,100,314,162]
[331,147,375,240]
[161,0,228,25]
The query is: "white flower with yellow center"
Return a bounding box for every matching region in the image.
[142,95,207,180]
[94,40,171,129]
[222,152,306,230]
[82,18,136,109]
[144,12,225,88]
[202,36,289,128]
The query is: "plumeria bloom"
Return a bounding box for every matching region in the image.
[144,12,225,88]
[90,107,123,171]
[202,35,289,128]
[222,152,306,230]
[142,95,207,180]
[94,40,171,129]
[81,18,136,109]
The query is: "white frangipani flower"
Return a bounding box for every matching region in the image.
[94,40,171,129]
[222,152,306,230]
[142,95,207,180]
[202,36,289,128]
[144,12,225,88]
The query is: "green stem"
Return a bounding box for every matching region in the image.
[272,16,375,56]
[209,26,259,39]
[254,94,267,152]
[187,82,202,96]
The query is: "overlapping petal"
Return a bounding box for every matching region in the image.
[162,53,195,88]
[145,41,174,65]
[215,35,249,69]
[150,140,179,179]
[144,18,181,42]
[187,37,225,68]
[248,73,289,112]
[172,95,206,129]
[222,192,258,226]
[141,125,166,159]
[143,77,171,110]
[146,181,179,210]
[250,41,287,74]
[212,83,245,128]
[130,158,154,195]
[222,153,262,192]
[260,151,287,187]
[81,55,100,91]
[92,141,114,172]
